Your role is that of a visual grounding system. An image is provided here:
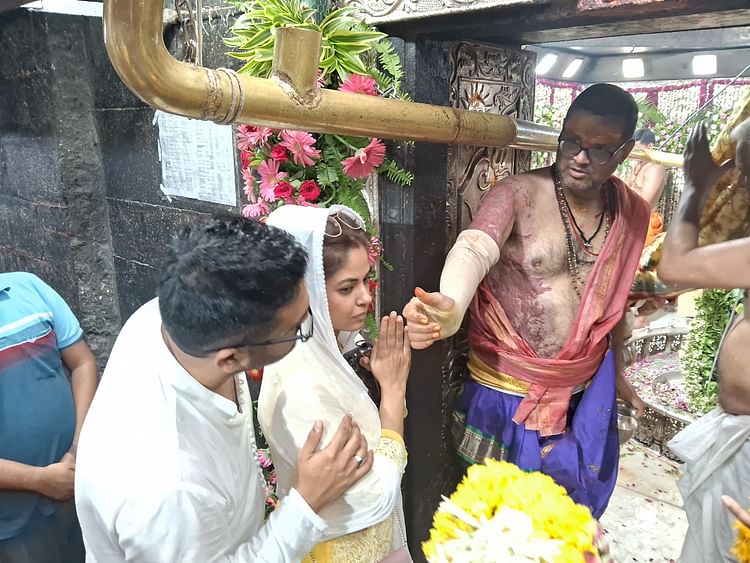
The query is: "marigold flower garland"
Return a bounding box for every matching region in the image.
[423,459,612,563]
[734,519,750,563]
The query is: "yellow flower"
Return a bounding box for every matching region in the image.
[733,520,750,563]
[423,460,599,562]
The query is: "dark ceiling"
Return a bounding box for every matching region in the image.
[380,0,750,45]
[4,0,750,84]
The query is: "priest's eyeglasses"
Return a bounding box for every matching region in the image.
[558,138,630,166]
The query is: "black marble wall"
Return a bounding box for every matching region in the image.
[0,6,241,363]
[378,38,454,560]
[0,11,120,363]
[86,12,242,322]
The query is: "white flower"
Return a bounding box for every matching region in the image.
[430,504,562,562]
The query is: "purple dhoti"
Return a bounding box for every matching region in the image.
[452,350,619,518]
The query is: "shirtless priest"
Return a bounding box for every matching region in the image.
[403,83,650,518]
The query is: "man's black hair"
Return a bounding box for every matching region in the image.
[158,215,307,355]
[633,128,657,145]
[565,83,639,140]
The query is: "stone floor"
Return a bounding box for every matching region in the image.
[601,441,687,562]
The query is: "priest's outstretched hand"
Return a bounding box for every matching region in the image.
[402,287,458,350]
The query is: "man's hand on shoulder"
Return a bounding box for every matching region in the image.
[402,287,457,350]
[293,415,372,513]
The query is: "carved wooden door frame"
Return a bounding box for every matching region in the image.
[440,41,536,491]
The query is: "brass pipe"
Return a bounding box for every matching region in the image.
[103,0,516,146]
[630,146,684,168]
[271,27,322,107]
[103,0,683,167]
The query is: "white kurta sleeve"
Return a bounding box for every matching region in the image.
[115,484,327,562]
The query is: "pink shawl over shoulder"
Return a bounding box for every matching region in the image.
[468,177,650,436]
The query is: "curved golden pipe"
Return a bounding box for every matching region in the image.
[102,0,516,146]
[102,0,683,167]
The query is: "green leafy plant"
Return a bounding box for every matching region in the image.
[225,0,413,215]
[680,288,744,414]
[226,0,413,338]
[379,159,414,186]
[225,0,390,86]
[371,40,411,100]
[634,97,666,127]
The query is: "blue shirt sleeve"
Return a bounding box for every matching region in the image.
[26,274,83,350]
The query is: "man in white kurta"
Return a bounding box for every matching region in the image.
[75,216,372,562]
[76,300,327,561]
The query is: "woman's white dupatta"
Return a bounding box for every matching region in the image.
[259,205,407,550]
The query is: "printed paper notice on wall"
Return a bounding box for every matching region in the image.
[155,111,237,207]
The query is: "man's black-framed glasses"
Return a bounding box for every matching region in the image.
[192,309,314,356]
[200,307,314,354]
[243,307,314,348]
[557,138,630,166]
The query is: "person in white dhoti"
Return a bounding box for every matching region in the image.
[659,118,750,562]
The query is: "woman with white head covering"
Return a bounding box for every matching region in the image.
[260,204,411,562]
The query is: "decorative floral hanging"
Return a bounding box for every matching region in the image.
[226,0,414,335]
